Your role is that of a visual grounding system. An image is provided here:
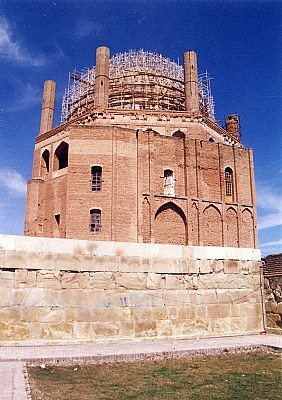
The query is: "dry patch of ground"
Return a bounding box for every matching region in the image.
[28,351,282,400]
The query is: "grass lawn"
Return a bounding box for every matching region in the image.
[28,351,282,400]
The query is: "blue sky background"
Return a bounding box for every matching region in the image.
[0,0,281,255]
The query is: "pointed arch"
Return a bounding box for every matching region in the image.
[172,130,185,139]
[54,141,69,171]
[226,207,238,247]
[190,202,199,245]
[225,167,234,202]
[202,204,223,246]
[241,208,254,248]
[142,197,151,243]
[154,202,187,245]
[40,149,50,176]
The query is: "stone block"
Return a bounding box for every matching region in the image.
[156,319,172,336]
[36,308,67,323]
[59,289,90,307]
[149,258,174,273]
[197,290,217,305]
[92,321,120,338]
[239,260,249,274]
[246,316,262,332]
[187,259,200,274]
[135,319,157,337]
[165,275,183,289]
[146,273,162,289]
[119,256,141,273]
[92,255,106,272]
[21,308,38,322]
[0,321,29,341]
[248,260,261,274]
[206,304,219,318]
[199,259,212,274]
[90,272,116,289]
[230,304,241,317]
[210,317,231,334]
[230,316,248,332]
[277,303,282,314]
[61,272,90,289]
[126,290,152,308]
[36,270,61,289]
[120,321,135,337]
[0,270,14,288]
[15,269,37,287]
[41,323,73,340]
[115,272,146,290]
[195,305,207,319]
[184,275,194,289]
[73,322,92,339]
[224,260,240,274]
[0,288,10,306]
[177,306,196,320]
[265,301,277,313]
[248,274,260,288]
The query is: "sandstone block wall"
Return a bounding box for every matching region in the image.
[0,235,263,343]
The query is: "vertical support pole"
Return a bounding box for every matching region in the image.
[39,80,56,134]
[184,50,199,112]
[94,46,110,110]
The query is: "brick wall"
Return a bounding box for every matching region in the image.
[25,114,257,248]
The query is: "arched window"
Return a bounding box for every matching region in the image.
[164,169,175,196]
[225,167,233,202]
[90,209,101,232]
[172,130,185,139]
[41,149,50,175]
[54,141,69,170]
[91,166,102,191]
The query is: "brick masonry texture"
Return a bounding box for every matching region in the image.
[0,235,263,343]
[24,113,258,248]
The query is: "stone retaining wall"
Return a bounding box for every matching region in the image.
[0,235,263,343]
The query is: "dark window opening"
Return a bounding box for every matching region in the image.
[55,214,60,226]
[209,137,215,143]
[54,141,69,170]
[90,209,101,232]
[41,149,50,175]
[91,166,102,191]
[172,130,185,139]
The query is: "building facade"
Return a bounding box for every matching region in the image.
[25,47,258,248]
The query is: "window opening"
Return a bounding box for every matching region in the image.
[90,209,101,232]
[91,166,102,191]
[225,167,233,202]
[41,149,50,174]
[164,169,175,196]
[55,214,61,226]
[54,141,69,170]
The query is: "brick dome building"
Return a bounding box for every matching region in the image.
[25,46,257,248]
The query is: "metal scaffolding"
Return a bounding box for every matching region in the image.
[61,50,215,122]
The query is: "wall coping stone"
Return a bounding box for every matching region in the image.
[0,234,261,261]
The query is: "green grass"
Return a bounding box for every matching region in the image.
[28,351,282,400]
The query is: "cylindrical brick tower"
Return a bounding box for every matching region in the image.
[184,50,199,112]
[94,46,110,109]
[39,80,56,134]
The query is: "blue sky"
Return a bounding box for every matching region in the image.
[0,0,281,255]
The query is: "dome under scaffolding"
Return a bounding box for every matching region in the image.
[61,49,215,123]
